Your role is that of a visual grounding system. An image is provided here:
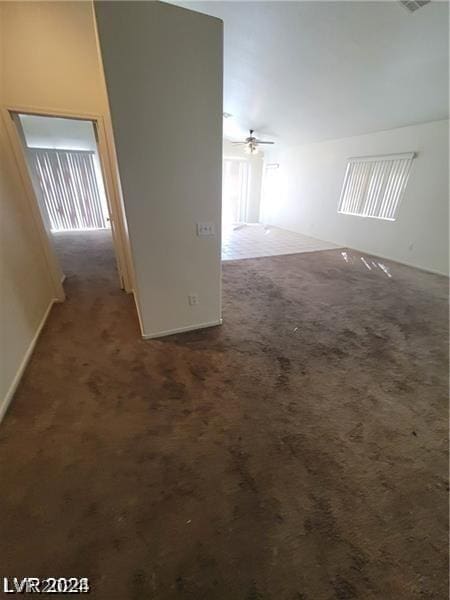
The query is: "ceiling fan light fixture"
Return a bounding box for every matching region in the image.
[234,130,274,154]
[245,143,259,155]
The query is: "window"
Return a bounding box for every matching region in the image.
[338,152,415,221]
[29,148,110,232]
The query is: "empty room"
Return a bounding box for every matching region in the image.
[0,1,448,599]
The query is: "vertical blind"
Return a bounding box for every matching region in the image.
[338,152,415,221]
[29,148,109,231]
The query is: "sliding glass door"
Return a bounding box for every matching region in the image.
[222,158,249,225]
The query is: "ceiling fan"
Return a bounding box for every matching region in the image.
[232,129,274,155]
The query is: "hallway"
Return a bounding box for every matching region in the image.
[0,233,448,599]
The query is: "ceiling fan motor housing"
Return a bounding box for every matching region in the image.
[231,129,274,154]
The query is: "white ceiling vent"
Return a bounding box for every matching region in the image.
[400,1,431,13]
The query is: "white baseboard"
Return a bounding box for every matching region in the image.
[338,245,449,277]
[142,319,223,340]
[132,289,146,338]
[0,298,56,423]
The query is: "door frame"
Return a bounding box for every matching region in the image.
[2,104,134,297]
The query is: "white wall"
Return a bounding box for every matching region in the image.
[0,116,56,420]
[223,139,263,223]
[1,0,135,293]
[0,4,57,419]
[263,120,449,275]
[2,1,108,115]
[95,1,223,338]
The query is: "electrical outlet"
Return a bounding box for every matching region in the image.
[188,294,199,306]
[196,222,215,237]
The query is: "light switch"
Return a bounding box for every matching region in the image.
[196,222,215,237]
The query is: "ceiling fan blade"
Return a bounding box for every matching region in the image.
[232,142,246,145]
[254,140,274,145]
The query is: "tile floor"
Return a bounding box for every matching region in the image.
[222,223,339,261]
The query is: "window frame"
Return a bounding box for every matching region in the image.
[338,152,415,222]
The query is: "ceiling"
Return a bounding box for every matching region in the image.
[168,1,449,146]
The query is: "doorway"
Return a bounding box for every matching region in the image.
[12,113,123,291]
[221,149,266,260]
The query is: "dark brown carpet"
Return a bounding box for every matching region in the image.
[0,230,448,600]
